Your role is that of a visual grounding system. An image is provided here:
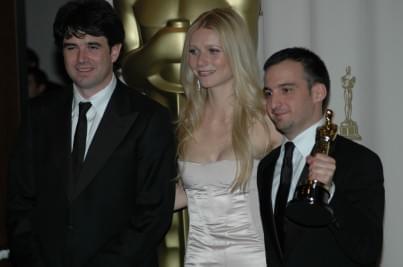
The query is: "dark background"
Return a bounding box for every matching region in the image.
[0,0,26,266]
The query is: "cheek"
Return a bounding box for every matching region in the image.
[63,55,75,67]
[188,57,197,69]
[291,100,307,115]
[64,59,72,71]
[97,55,108,66]
[213,56,225,67]
[264,98,272,110]
[220,60,232,75]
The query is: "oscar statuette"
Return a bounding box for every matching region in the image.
[286,109,337,227]
[340,66,361,140]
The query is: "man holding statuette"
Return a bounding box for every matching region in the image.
[257,47,384,267]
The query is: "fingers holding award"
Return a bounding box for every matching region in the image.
[286,109,337,227]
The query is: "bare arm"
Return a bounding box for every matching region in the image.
[174,181,187,210]
[252,115,282,158]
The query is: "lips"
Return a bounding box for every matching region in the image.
[75,62,94,72]
[76,67,93,72]
[197,70,215,77]
[271,110,289,121]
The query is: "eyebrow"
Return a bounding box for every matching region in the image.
[278,82,296,87]
[87,42,102,46]
[189,43,222,48]
[63,41,76,47]
[62,41,102,47]
[263,82,296,89]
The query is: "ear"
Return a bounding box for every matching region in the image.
[110,43,122,63]
[311,83,327,103]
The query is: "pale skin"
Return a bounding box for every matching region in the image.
[174,28,280,210]
[263,60,336,190]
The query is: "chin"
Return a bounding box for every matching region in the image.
[275,122,291,134]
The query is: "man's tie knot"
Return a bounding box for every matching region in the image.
[78,102,92,118]
[284,141,295,164]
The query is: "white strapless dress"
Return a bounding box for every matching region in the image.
[179,160,266,267]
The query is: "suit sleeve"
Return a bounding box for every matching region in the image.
[329,145,384,265]
[86,106,176,267]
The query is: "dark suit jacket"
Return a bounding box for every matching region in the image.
[7,80,176,267]
[257,135,384,267]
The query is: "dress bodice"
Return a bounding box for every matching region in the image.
[179,160,266,266]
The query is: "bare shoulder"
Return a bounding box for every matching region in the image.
[251,115,282,158]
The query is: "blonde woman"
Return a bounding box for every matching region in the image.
[174,8,281,266]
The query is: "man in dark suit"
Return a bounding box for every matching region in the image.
[258,47,384,267]
[7,1,176,266]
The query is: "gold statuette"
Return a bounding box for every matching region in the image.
[114,0,260,116]
[340,66,361,140]
[286,109,337,227]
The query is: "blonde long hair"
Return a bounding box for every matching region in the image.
[177,8,272,191]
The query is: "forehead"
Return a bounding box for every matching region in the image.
[63,34,108,45]
[264,60,305,86]
[189,27,221,46]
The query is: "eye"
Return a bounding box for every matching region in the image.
[88,43,100,50]
[263,88,272,97]
[189,48,199,56]
[208,48,221,54]
[282,87,293,94]
[63,44,76,51]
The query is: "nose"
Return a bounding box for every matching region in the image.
[77,48,87,63]
[197,52,208,67]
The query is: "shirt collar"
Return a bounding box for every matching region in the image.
[283,118,325,158]
[72,75,117,120]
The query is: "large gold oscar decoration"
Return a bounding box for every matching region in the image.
[114,0,260,116]
[286,109,337,227]
[113,1,260,266]
[340,66,361,140]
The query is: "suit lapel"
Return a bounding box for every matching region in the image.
[72,83,139,200]
[296,164,309,187]
[259,148,285,259]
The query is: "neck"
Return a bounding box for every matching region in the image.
[206,82,234,107]
[285,113,324,141]
[205,88,234,122]
[76,73,114,99]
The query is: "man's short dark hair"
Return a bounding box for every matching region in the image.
[263,47,331,112]
[53,0,125,49]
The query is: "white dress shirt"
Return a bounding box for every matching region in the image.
[71,75,117,158]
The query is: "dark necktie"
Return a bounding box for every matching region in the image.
[71,102,92,181]
[274,141,295,249]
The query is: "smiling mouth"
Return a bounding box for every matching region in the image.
[198,70,215,77]
[271,111,289,120]
[76,67,93,72]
